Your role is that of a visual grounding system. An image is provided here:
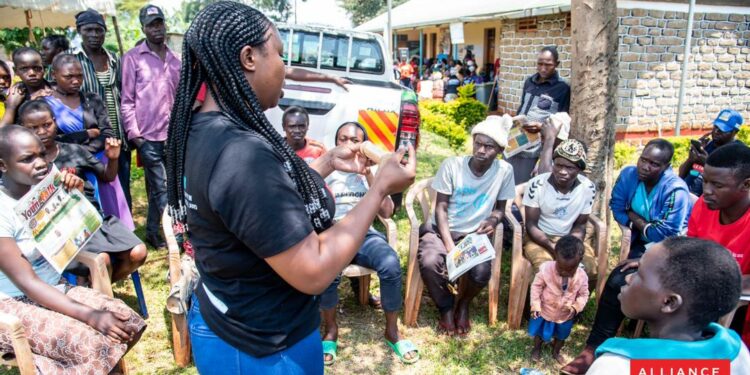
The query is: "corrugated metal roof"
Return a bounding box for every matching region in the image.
[355,0,571,32]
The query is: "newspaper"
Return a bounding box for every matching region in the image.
[447,233,496,282]
[503,116,541,159]
[14,165,102,273]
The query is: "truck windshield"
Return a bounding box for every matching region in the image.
[280,28,384,75]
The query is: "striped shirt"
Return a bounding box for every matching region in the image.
[65,46,127,149]
[95,69,120,138]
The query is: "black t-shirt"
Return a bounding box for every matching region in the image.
[53,142,104,211]
[517,71,571,116]
[185,111,334,357]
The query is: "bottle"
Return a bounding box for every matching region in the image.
[360,141,389,164]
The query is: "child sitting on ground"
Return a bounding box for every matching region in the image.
[587,237,750,374]
[0,125,146,373]
[529,235,589,364]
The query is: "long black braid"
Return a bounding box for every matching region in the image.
[166,1,332,232]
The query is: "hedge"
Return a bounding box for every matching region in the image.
[613,126,750,170]
[418,97,488,151]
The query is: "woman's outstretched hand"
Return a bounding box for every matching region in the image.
[371,144,416,196]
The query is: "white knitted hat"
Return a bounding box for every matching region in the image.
[471,114,513,148]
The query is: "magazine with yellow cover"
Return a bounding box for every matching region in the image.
[14,166,102,273]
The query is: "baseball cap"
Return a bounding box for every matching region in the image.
[139,5,165,26]
[713,109,744,132]
[75,8,106,29]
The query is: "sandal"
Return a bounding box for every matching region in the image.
[385,339,419,364]
[322,340,337,366]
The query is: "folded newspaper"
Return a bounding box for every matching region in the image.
[503,115,541,159]
[14,165,102,273]
[447,233,496,282]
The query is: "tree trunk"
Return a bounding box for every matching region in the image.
[569,0,619,222]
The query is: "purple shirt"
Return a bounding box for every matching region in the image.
[120,42,180,142]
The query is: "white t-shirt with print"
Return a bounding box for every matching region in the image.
[522,172,596,237]
[326,171,370,222]
[432,156,516,234]
[0,191,61,299]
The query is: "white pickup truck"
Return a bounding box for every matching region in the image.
[265,24,420,154]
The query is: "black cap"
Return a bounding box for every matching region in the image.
[75,8,107,29]
[139,5,165,26]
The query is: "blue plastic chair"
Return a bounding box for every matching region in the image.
[63,270,148,319]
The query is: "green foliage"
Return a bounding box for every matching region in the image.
[738,126,750,145]
[419,97,487,132]
[116,0,148,14]
[452,98,487,131]
[419,100,468,150]
[0,28,71,56]
[614,142,638,170]
[338,0,408,26]
[668,137,691,168]
[457,83,475,99]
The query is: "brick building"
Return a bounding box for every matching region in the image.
[356,0,750,138]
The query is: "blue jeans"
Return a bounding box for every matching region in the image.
[319,229,402,312]
[139,141,167,238]
[188,297,323,375]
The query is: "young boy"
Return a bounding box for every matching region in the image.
[529,235,589,364]
[687,143,750,345]
[418,115,515,335]
[587,237,750,374]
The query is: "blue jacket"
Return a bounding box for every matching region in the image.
[610,166,692,243]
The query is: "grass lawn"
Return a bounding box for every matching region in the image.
[3,131,628,375]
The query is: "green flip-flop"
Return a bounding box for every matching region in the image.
[322,340,337,366]
[385,339,420,364]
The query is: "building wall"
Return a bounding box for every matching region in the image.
[616,8,749,134]
[495,8,750,135]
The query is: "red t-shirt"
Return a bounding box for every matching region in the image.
[687,197,750,274]
[294,138,326,164]
[687,196,750,347]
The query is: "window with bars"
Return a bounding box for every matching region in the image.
[566,13,571,29]
[517,17,538,32]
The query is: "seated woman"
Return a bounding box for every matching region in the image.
[319,122,418,365]
[0,125,146,374]
[42,53,134,231]
[587,237,750,374]
[18,100,146,282]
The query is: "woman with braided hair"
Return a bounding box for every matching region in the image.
[165,2,415,373]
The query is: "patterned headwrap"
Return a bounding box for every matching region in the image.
[553,139,587,170]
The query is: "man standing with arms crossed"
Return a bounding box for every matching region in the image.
[121,4,180,248]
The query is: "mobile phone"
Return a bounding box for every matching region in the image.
[690,139,703,150]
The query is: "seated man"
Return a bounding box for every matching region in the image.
[679,109,744,196]
[587,237,750,374]
[687,143,750,346]
[319,122,417,365]
[418,115,515,335]
[281,105,326,163]
[523,139,598,280]
[563,139,692,374]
